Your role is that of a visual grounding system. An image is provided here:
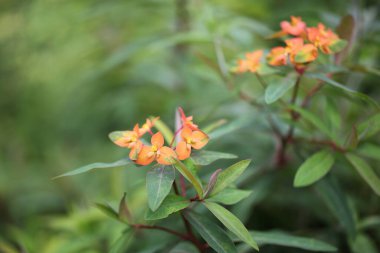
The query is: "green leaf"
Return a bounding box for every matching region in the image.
[186,211,237,253]
[329,39,348,53]
[118,193,132,224]
[349,65,380,77]
[145,195,190,220]
[203,119,227,134]
[53,158,131,179]
[211,159,251,196]
[350,233,378,253]
[169,242,200,253]
[192,151,237,166]
[204,169,223,198]
[305,73,379,108]
[289,105,333,139]
[109,229,134,253]
[358,216,380,230]
[265,74,296,104]
[315,176,356,239]
[245,230,337,252]
[358,113,380,140]
[294,150,335,187]
[345,153,380,196]
[95,203,120,222]
[208,188,251,205]
[203,201,259,251]
[174,160,204,198]
[146,166,175,211]
[152,117,174,144]
[208,117,253,139]
[357,143,380,161]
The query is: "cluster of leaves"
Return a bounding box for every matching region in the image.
[55,107,340,253]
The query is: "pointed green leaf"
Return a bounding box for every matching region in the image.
[145,195,190,220]
[345,153,380,196]
[95,203,120,222]
[305,73,379,108]
[204,169,223,198]
[289,105,333,139]
[118,193,132,223]
[208,117,253,139]
[186,211,237,253]
[294,150,335,187]
[208,188,252,205]
[357,143,380,161]
[146,166,175,211]
[350,233,378,253]
[169,242,200,253]
[358,113,380,140]
[152,117,174,144]
[246,230,337,252]
[211,160,251,196]
[265,74,296,104]
[174,160,204,198]
[203,201,259,251]
[315,176,356,239]
[358,216,380,230]
[203,119,227,134]
[329,39,348,53]
[349,65,380,77]
[192,151,237,166]
[53,158,131,179]
[109,229,134,253]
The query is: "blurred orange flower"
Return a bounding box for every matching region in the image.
[267,47,288,66]
[280,16,307,36]
[234,50,264,73]
[285,38,318,64]
[307,23,344,54]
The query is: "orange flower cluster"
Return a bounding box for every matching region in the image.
[234,16,346,73]
[109,108,209,166]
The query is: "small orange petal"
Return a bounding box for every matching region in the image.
[157,146,177,165]
[129,141,142,160]
[267,47,288,66]
[176,141,191,160]
[181,127,193,139]
[191,130,209,150]
[151,132,164,148]
[135,145,156,165]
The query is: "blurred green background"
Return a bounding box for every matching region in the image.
[0,0,379,252]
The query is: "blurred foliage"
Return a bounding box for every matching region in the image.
[0,0,379,252]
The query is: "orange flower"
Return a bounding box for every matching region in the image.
[234,50,264,73]
[139,117,159,135]
[307,23,345,54]
[267,46,288,66]
[136,132,177,165]
[178,107,199,130]
[109,124,144,160]
[110,124,141,149]
[285,38,318,64]
[280,16,307,36]
[176,127,209,160]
